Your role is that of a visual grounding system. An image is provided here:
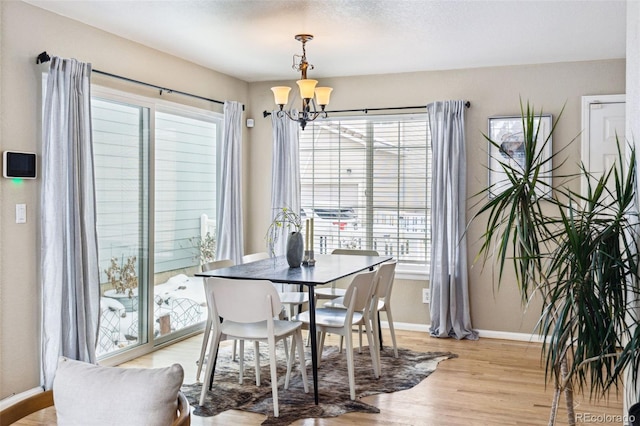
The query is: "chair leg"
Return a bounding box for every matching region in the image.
[283,335,290,363]
[285,334,295,389]
[196,318,212,382]
[345,330,356,400]
[365,318,380,379]
[232,339,237,361]
[318,331,326,366]
[238,340,244,384]
[358,324,363,353]
[385,308,398,358]
[199,330,221,406]
[295,329,309,393]
[268,338,279,417]
[254,340,261,386]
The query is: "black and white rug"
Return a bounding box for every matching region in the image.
[182,344,456,426]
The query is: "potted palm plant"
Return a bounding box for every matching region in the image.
[474,100,640,425]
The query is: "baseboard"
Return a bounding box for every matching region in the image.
[476,329,547,343]
[0,386,44,411]
[380,321,546,343]
[381,321,430,332]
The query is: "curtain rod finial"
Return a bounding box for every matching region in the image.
[36,51,51,64]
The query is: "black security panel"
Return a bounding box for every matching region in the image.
[3,151,37,179]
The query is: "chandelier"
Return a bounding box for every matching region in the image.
[270,34,333,130]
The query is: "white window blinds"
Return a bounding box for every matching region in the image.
[299,114,431,274]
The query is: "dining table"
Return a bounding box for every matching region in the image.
[195,253,392,404]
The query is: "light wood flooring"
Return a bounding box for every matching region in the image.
[13,329,623,425]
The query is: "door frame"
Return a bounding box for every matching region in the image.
[580,94,626,197]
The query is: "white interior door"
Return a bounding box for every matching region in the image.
[581,95,626,197]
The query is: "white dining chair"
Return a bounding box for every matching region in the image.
[202,259,234,274]
[199,278,308,417]
[243,252,309,320]
[196,258,235,382]
[294,269,379,400]
[314,249,379,301]
[325,260,398,364]
[371,260,398,358]
[242,252,270,263]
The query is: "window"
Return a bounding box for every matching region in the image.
[92,87,221,358]
[299,114,431,277]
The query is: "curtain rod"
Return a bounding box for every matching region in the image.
[262,101,470,118]
[36,51,243,110]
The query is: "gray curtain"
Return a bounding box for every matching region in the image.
[41,57,100,389]
[427,100,477,340]
[270,110,300,256]
[217,101,244,264]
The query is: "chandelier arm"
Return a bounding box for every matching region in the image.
[277,109,298,121]
[302,110,322,122]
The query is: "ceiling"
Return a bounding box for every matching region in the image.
[24,0,627,83]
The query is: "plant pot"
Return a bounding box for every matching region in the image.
[103,289,139,312]
[630,402,640,426]
[286,231,304,268]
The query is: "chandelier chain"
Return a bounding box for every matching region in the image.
[292,38,314,77]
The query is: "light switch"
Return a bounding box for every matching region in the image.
[16,204,26,224]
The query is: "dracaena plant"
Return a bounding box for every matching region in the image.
[473,100,640,425]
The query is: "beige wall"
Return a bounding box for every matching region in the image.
[0,0,627,402]
[0,1,249,399]
[246,60,626,332]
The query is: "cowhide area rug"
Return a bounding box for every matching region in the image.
[182,343,456,425]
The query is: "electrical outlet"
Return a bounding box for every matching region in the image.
[422,288,430,304]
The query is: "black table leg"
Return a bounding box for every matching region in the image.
[297,283,304,315]
[307,286,319,404]
[208,316,223,391]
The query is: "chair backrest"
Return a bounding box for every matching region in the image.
[205,278,282,324]
[242,252,270,264]
[342,270,378,315]
[0,390,190,426]
[0,389,54,426]
[375,260,397,300]
[201,260,234,320]
[331,248,380,256]
[202,259,234,272]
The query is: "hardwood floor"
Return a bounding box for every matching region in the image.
[13,329,623,425]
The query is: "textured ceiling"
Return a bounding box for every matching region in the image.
[24,0,627,82]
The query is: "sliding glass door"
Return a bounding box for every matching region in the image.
[92,97,150,357]
[92,88,221,359]
[153,108,218,344]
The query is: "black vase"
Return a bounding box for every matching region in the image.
[286,231,304,268]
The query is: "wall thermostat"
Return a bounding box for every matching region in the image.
[3,151,37,179]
